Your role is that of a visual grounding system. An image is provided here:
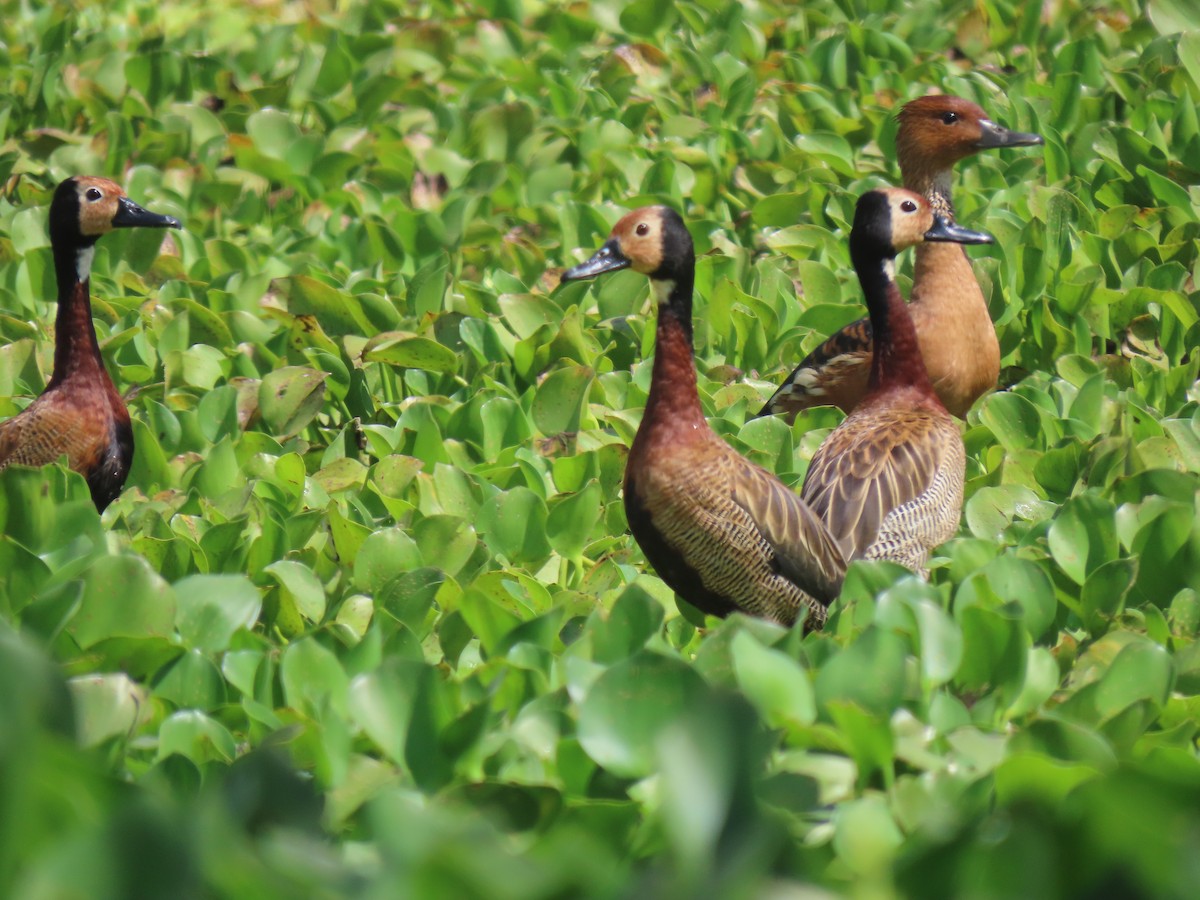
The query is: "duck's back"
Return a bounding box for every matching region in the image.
[801,396,964,569]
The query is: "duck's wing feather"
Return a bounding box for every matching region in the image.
[801,408,964,568]
[756,316,874,421]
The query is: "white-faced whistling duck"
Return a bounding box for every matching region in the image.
[0,177,181,511]
[562,207,846,629]
[800,188,993,572]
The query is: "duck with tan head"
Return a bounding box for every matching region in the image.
[562,207,846,628]
[0,177,181,510]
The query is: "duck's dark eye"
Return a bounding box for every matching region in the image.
[900,200,918,213]
[635,222,649,236]
[85,188,103,201]
[941,111,959,125]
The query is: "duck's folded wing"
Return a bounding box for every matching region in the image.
[756,316,874,421]
[726,457,847,601]
[802,412,963,565]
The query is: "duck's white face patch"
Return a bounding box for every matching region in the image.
[76,245,95,282]
[882,258,895,281]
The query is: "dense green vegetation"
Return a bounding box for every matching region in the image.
[2,0,1199,896]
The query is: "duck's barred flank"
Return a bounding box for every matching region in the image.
[629,446,841,628]
[864,438,965,573]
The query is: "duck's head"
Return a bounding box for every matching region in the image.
[895,94,1043,172]
[851,188,994,262]
[561,206,694,299]
[50,176,182,249]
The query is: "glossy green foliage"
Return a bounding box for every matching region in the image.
[1,0,1199,897]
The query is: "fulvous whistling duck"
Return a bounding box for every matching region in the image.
[801,188,993,571]
[0,177,181,511]
[759,94,1042,421]
[562,207,846,628]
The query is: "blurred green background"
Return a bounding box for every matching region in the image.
[2,0,1200,897]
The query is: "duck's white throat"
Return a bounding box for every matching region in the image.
[75,245,95,282]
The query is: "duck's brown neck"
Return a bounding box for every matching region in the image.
[642,274,706,432]
[854,253,936,400]
[48,240,106,388]
[903,162,976,306]
[902,165,956,219]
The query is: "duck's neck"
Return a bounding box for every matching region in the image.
[48,238,105,388]
[902,165,956,219]
[643,273,706,432]
[854,251,936,400]
[903,162,977,310]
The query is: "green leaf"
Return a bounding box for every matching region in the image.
[477,488,551,565]
[157,710,237,764]
[1048,493,1119,585]
[362,333,458,374]
[815,627,907,717]
[1094,641,1173,720]
[577,650,711,778]
[68,673,150,747]
[68,555,176,649]
[174,574,262,652]
[532,365,593,435]
[259,366,328,439]
[264,561,326,624]
[546,481,603,561]
[731,630,816,728]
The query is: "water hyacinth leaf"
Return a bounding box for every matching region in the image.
[353,528,422,593]
[1047,492,1118,586]
[1094,641,1173,720]
[1006,647,1061,719]
[910,599,963,687]
[833,795,903,875]
[1081,558,1138,634]
[476,487,551,565]
[730,630,816,728]
[532,365,593,435]
[957,556,1057,640]
[154,649,227,710]
[362,333,458,374]
[620,0,677,35]
[546,480,603,561]
[274,274,370,336]
[68,673,150,747]
[815,626,907,717]
[68,555,176,649]
[174,574,262,652]
[980,392,1043,452]
[263,560,326,624]
[259,366,328,438]
[577,650,711,778]
[588,582,665,663]
[157,710,237,764]
[280,637,350,719]
[349,658,423,767]
[955,605,1027,696]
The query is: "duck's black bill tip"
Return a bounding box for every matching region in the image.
[560,239,630,283]
[976,119,1045,149]
[113,196,182,229]
[925,215,994,245]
